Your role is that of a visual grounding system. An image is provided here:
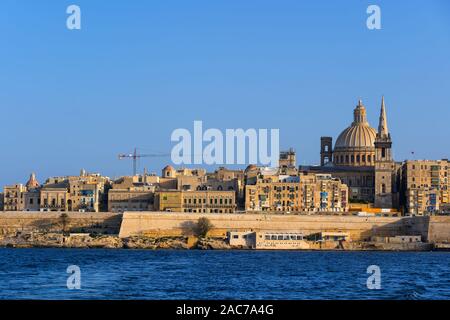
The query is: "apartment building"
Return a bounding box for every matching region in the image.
[402,159,450,214]
[245,170,348,213]
[155,189,236,213]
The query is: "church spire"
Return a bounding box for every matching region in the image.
[378,96,389,136]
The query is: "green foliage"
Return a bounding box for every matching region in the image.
[195,217,213,238]
[59,213,70,233]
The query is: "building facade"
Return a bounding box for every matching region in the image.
[245,170,348,213]
[155,190,236,213]
[402,159,450,214]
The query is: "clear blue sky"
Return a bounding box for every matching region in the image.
[1,0,450,185]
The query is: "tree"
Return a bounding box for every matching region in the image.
[59,213,70,233]
[195,217,213,238]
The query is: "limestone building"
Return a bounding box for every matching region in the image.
[300,98,399,207]
[155,190,236,213]
[245,168,348,213]
[3,184,27,211]
[40,186,69,211]
[107,175,156,213]
[279,148,298,175]
[401,159,450,214]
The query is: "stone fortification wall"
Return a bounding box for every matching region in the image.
[0,212,122,235]
[118,212,432,241]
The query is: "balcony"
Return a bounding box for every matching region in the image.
[41,204,65,209]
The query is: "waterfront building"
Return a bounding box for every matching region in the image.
[301,174,349,212]
[155,189,236,213]
[245,172,302,212]
[208,167,246,209]
[401,159,450,214]
[39,186,69,212]
[3,184,27,211]
[245,169,348,213]
[39,170,110,212]
[371,235,422,243]
[66,171,110,212]
[3,174,40,211]
[24,190,40,211]
[227,231,309,249]
[107,175,156,213]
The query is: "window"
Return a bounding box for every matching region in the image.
[233,235,239,239]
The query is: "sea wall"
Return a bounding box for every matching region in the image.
[118,212,434,241]
[428,216,450,243]
[1,211,449,244]
[0,212,122,235]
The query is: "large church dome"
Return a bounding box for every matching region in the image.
[333,100,377,166]
[335,124,377,149]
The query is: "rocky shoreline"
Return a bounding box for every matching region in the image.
[0,232,231,250]
[0,232,437,251]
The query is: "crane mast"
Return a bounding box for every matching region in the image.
[118,148,169,176]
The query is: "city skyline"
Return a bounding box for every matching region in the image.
[2,0,450,185]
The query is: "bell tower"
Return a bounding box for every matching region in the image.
[374,96,394,208]
[320,137,333,166]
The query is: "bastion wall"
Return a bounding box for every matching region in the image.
[1,212,449,243]
[118,212,442,241]
[0,212,122,235]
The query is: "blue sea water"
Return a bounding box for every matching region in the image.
[0,248,449,300]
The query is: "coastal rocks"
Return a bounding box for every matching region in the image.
[0,232,227,250]
[122,236,189,249]
[67,234,123,249]
[0,232,124,248]
[196,237,231,250]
